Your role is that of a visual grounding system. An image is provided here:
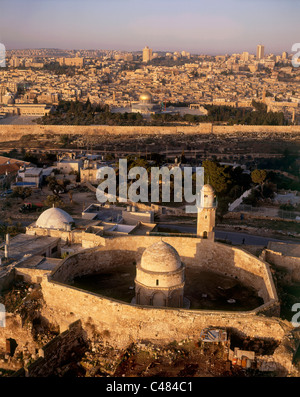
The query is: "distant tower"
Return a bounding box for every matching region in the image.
[256,45,265,60]
[242,51,249,62]
[143,46,153,63]
[292,109,295,124]
[197,184,216,240]
[262,87,266,103]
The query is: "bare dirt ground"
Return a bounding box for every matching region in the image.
[0,186,97,228]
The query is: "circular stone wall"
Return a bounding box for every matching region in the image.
[50,236,278,314]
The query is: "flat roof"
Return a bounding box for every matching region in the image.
[16,255,61,271]
[0,234,59,262]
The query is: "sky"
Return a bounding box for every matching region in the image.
[0,0,298,54]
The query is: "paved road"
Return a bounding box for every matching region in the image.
[157,223,299,246]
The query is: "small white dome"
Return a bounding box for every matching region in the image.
[36,207,74,230]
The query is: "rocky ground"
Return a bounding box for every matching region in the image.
[79,339,244,378]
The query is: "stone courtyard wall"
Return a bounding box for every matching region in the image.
[37,236,282,349]
[51,236,278,305]
[40,276,287,350]
[263,249,300,282]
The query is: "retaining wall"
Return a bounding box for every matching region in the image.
[0,123,300,142]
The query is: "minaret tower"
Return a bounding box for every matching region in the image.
[197,184,216,240]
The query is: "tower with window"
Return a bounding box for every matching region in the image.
[197,184,216,241]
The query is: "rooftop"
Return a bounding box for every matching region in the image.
[0,234,59,262]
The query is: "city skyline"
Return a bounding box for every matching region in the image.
[0,0,298,54]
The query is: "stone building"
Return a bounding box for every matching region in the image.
[131,91,161,115]
[134,240,187,308]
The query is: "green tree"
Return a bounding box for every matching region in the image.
[251,169,267,185]
[12,187,32,200]
[202,160,231,193]
[44,195,64,208]
[46,176,65,196]
[251,169,268,199]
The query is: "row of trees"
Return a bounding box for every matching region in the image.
[36,99,149,126]
[36,99,288,126]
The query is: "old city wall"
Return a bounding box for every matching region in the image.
[1,124,300,141]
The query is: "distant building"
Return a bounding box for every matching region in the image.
[56,157,83,175]
[241,52,249,62]
[58,57,85,67]
[256,45,265,60]
[0,103,52,116]
[143,46,153,63]
[131,91,161,115]
[14,167,43,188]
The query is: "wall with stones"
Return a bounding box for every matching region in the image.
[57,236,278,305]
[0,124,300,142]
[0,313,37,356]
[14,267,51,284]
[263,249,300,282]
[40,275,288,351]
[26,227,83,245]
[37,236,283,351]
[0,266,15,293]
[23,320,87,377]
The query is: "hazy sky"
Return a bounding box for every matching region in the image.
[0,0,298,54]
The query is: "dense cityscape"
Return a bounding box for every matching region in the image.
[0,0,299,387]
[0,45,299,126]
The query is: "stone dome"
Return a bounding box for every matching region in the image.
[36,207,74,230]
[200,184,216,208]
[139,91,152,103]
[140,240,182,273]
[202,184,214,194]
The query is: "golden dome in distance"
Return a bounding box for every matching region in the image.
[139,91,152,103]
